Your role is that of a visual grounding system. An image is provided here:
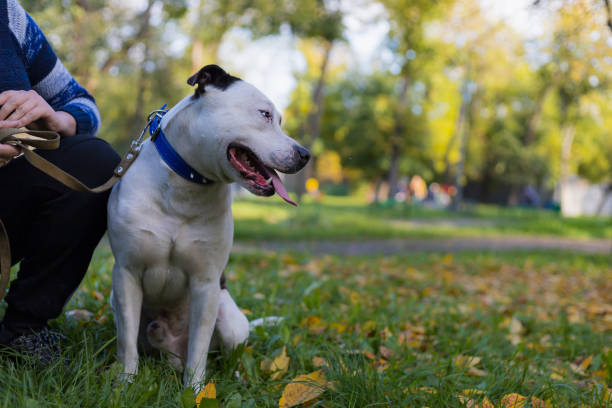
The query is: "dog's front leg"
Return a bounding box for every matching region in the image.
[184,279,221,390]
[112,265,143,381]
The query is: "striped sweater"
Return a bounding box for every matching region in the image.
[0,0,100,135]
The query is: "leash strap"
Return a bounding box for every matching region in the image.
[0,127,143,300]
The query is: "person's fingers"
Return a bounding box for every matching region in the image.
[1,107,44,129]
[0,91,30,121]
[3,99,36,124]
[0,143,21,159]
[0,90,18,106]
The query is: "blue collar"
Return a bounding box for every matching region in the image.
[149,105,214,185]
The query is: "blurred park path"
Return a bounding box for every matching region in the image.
[233,236,612,255]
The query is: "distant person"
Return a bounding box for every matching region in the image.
[521,185,541,207]
[0,0,119,361]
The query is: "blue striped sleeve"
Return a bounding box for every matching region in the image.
[8,0,100,135]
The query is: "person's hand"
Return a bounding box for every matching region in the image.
[0,144,21,167]
[0,90,76,136]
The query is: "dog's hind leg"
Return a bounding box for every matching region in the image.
[215,288,249,351]
[111,265,143,381]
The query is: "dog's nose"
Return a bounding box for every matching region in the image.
[296,146,310,165]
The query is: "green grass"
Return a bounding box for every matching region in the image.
[232,196,612,241]
[1,248,610,407]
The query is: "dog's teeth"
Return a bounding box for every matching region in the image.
[266,177,273,185]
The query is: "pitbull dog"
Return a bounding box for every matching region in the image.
[107,65,309,389]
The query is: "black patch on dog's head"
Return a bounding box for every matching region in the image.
[187,65,241,98]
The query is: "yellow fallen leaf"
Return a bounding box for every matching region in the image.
[442,253,453,263]
[379,345,395,360]
[261,347,290,380]
[455,355,481,368]
[530,397,551,408]
[373,358,389,372]
[361,320,377,334]
[329,322,347,334]
[362,350,376,360]
[501,393,527,408]
[312,356,327,368]
[550,373,563,380]
[195,381,216,407]
[478,396,495,408]
[462,389,485,396]
[579,355,593,372]
[301,316,326,334]
[458,395,494,408]
[278,370,326,408]
[467,366,488,377]
[592,368,608,380]
[91,290,104,301]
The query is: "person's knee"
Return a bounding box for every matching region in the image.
[59,136,121,187]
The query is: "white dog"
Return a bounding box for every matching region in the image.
[107,65,309,389]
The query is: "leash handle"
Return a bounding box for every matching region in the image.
[0,127,140,193]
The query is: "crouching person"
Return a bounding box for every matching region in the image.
[0,0,119,362]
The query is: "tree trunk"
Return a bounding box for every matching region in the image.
[387,145,401,201]
[295,40,334,202]
[451,77,473,210]
[442,81,469,185]
[373,178,382,204]
[386,77,410,201]
[560,123,576,184]
[596,183,612,215]
[524,83,552,146]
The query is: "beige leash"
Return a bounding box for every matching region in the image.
[0,127,144,300]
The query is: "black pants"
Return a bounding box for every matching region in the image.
[0,134,120,332]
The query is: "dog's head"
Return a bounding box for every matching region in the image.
[176,64,309,205]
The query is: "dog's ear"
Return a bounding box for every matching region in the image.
[187,65,241,97]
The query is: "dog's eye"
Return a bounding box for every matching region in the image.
[259,110,272,122]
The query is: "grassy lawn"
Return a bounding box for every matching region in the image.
[232,196,612,241]
[1,248,610,407]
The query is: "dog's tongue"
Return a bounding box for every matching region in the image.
[268,169,297,206]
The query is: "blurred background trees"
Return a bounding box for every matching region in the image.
[23,0,612,213]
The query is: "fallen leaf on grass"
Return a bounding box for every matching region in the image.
[455,355,487,377]
[379,345,395,360]
[278,370,326,408]
[91,290,104,301]
[261,346,290,380]
[195,381,217,408]
[501,317,524,345]
[501,393,527,408]
[66,309,93,323]
[362,350,376,360]
[500,393,549,408]
[300,316,326,334]
[312,356,327,368]
[457,392,494,408]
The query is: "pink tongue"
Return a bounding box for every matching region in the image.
[268,169,297,206]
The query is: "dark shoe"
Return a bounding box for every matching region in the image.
[0,323,65,364]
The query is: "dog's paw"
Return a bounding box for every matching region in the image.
[114,372,136,387]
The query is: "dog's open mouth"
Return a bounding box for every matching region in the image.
[227,144,297,206]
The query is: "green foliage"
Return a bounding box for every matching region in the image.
[20,0,612,203]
